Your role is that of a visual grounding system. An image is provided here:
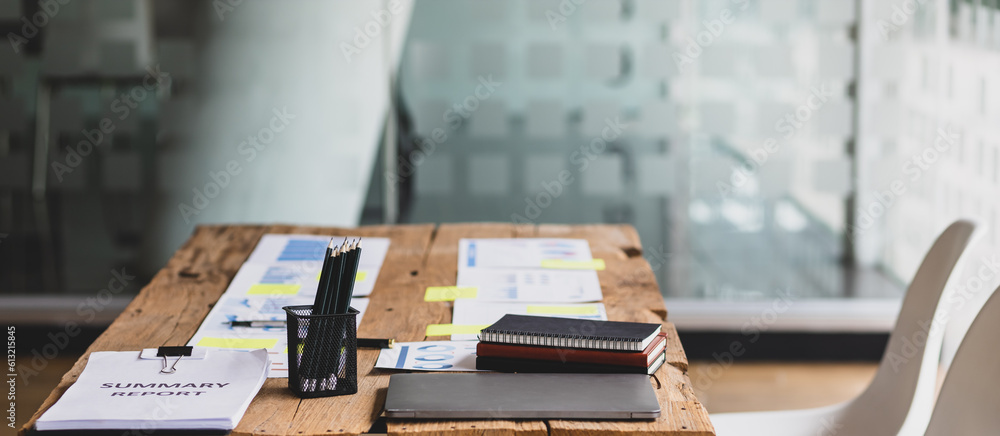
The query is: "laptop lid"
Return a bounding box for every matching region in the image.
[384,373,660,419]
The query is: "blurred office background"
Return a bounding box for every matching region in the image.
[1,0,999,359]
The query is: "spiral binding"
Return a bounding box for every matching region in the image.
[480,328,643,351]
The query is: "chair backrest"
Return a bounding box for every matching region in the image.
[833,220,978,436]
[924,283,1000,435]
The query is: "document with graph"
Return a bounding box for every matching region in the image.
[244,234,390,297]
[458,238,593,270]
[455,238,603,303]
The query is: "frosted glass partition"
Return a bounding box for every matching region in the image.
[395,0,872,301]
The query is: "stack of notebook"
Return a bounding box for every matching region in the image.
[476,315,667,374]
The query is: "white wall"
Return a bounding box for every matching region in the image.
[150,0,412,265]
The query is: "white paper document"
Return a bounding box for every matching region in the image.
[450,300,608,340]
[36,349,269,431]
[242,234,390,297]
[375,341,482,372]
[247,234,390,265]
[224,262,380,299]
[456,268,603,302]
[458,238,593,270]
[454,238,603,302]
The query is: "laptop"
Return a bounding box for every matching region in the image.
[383,373,660,419]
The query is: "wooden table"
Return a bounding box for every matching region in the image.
[22,223,715,436]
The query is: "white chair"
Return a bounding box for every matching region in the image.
[710,220,979,436]
[924,283,1000,435]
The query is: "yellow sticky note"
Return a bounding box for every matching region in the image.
[541,259,606,270]
[247,284,301,295]
[196,337,278,349]
[424,286,478,302]
[527,305,600,316]
[425,324,490,337]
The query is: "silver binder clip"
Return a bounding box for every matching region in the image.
[156,346,193,374]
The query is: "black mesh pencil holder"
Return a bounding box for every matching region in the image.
[283,305,359,398]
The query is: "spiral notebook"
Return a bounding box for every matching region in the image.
[479,314,661,352]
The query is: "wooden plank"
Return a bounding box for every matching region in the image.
[548,365,714,436]
[388,223,549,436]
[246,224,436,436]
[662,322,689,373]
[390,420,549,436]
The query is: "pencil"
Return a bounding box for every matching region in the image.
[302,239,335,391]
[312,239,336,311]
[323,239,349,315]
[335,239,362,314]
[318,240,349,390]
[323,239,360,387]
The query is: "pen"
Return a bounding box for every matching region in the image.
[227,320,389,344]
[357,338,394,349]
[227,319,391,347]
[225,320,286,328]
[305,239,337,391]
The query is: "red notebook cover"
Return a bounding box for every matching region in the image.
[477,332,667,367]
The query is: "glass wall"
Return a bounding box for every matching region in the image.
[393,0,897,300]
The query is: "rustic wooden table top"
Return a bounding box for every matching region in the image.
[21,223,715,436]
